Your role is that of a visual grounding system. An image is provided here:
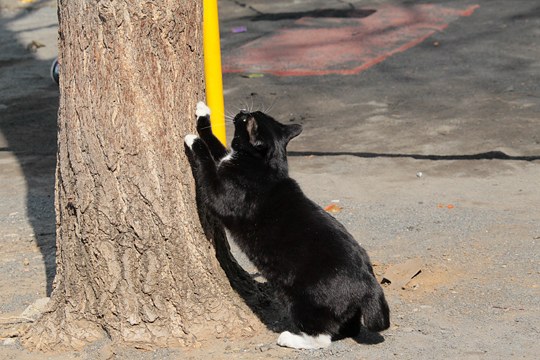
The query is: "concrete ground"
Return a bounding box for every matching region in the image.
[0,0,539,359]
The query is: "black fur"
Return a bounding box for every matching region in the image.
[185,105,390,341]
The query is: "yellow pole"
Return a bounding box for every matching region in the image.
[203,0,226,145]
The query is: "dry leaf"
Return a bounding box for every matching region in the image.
[324,204,342,213]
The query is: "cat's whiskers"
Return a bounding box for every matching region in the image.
[225,109,237,122]
[264,98,277,114]
[197,122,229,130]
[228,98,282,118]
[235,99,260,115]
[238,100,249,113]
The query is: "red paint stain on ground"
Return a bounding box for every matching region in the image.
[223,4,479,76]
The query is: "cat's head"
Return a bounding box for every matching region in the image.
[231,110,302,173]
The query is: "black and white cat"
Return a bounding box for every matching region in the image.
[184,102,390,349]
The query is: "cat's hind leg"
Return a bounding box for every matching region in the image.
[335,310,361,340]
[277,331,331,350]
[276,300,338,349]
[195,101,228,161]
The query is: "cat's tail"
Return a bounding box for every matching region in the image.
[360,287,390,332]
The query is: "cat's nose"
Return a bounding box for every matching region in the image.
[234,111,250,124]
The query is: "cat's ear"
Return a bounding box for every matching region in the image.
[285,124,303,142]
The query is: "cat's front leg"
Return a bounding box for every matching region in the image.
[184,134,215,174]
[184,134,227,212]
[195,102,228,162]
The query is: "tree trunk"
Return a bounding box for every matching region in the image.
[22,0,263,350]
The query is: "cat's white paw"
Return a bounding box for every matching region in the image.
[196,102,211,117]
[184,134,199,149]
[277,331,331,350]
[277,331,296,348]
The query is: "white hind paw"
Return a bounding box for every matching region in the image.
[184,134,198,149]
[277,331,331,350]
[196,102,211,117]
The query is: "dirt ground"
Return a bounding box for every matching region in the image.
[1,0,539,359]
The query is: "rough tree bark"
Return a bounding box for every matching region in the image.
[22,0,264,350]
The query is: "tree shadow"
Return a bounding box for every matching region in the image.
[249,8,376,22]
[288,150,540,162]
[507,5,540,20]
[0,0,58,296]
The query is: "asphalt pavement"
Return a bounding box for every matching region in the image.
[0,0,539,359]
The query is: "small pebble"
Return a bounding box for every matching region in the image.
[3,338,17,346]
